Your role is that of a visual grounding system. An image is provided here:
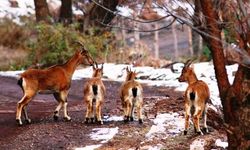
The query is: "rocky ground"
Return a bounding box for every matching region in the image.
[0,76,227,150]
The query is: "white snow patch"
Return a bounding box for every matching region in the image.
[0,0,35,24]
[74,127,118,150]
[140,144,164,150]
[145,112,184,139]
[90,127,119,144]
[190,138,205,150]
[215,139,228,149]
[116,6,133,17]
[0,70,23,78]
[75,144,101,150]
[104,115,124,122]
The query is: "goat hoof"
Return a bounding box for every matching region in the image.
[64,117,71,122]
[25,119,31,124]
[202,127,208,133]
[138,119,143,124]
[53,115,59,121]
[91,118,95,123]
[97,120,103,125]
[184,130,187,135]
[85,118,89,124]
[130,117,134,121]
[16,119,23,126]
[196,131,203,135]
[124,116,129,123]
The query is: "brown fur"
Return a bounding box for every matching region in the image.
[119,67,143,123]
[178,60,210,135]
[83,64,106,124]
[16,50,94,126]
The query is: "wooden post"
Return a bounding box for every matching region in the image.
[187,25,193,56]
[134,18,140,51]
[122,19,127,46]
[154,23,159,59]
[172,21,178,60]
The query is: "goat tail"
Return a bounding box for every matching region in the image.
[17,77,24,93]
[92,84,98,95]
[189,91,195,101]
[132,87,137,98]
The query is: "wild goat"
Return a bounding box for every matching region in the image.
[178,60,210,135]
[16,49,94,126]
[83,63,105,124]
[119,67,143,124]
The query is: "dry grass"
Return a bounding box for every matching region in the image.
[0,46,27,70]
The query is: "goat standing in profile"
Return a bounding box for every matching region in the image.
[178,60,210,135]
[120,67,143,124]
[16,48,94,126]
[83,63,105,124]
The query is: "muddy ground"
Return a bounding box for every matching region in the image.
[0,76,227,150]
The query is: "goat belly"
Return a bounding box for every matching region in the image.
[38,90,57,94]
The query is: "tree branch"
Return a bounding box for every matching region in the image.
[96,18,176,32]
[91,0,171,24]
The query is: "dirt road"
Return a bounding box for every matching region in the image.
[0,76,226,149]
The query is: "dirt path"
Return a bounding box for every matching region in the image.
[0,76,226,150]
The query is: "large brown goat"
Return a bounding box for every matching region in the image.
[16,49,94,126]
[119,67,143,124]
[83,63,106,124]
[178,60,210,135]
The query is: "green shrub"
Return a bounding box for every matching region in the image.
[26,23,76,67]
[26,24,116,68]
[0,18,117,70]
[202,45,212,61]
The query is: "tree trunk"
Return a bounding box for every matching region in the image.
[34,0,51,23]
[59,0,72,25]
[200,0,250,149]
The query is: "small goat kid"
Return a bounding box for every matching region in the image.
[120,67,143,124]
[178,60,210,135]
[16,49,94,126]
[83,63,105,124]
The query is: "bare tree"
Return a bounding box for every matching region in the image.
[200,0,250,149]
[34,0,51,23]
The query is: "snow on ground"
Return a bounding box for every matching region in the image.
[145,112,185,140]
[190,138,206,150]
[89,127,119,144]
[0,62,235,149]
[0,0,34,23]
[0,0,82,24]
[75,127,119,150]
[215,139,228,149]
